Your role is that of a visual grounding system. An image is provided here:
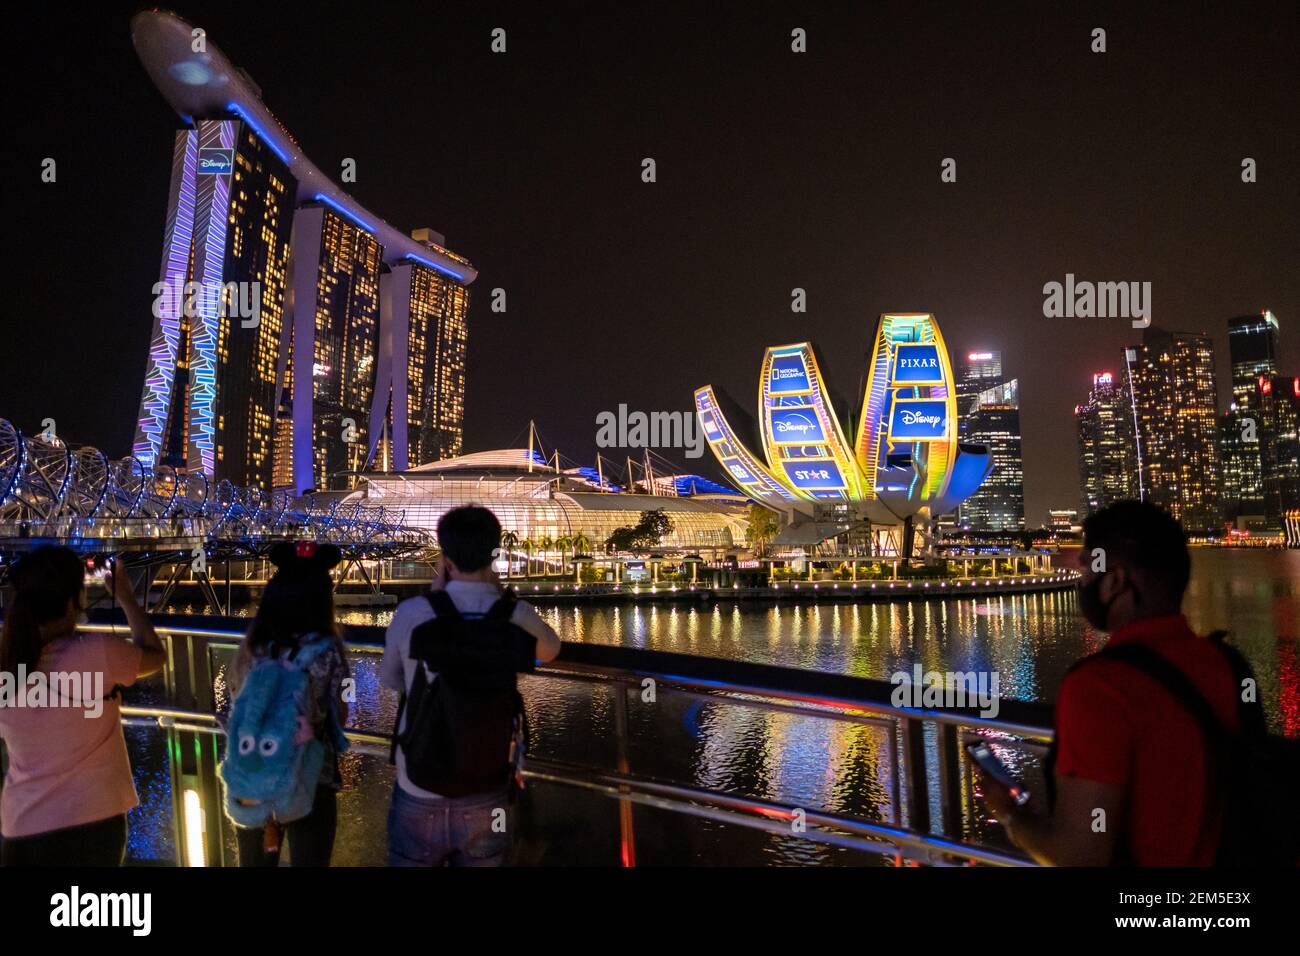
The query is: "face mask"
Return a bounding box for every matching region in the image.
[1077,574,1114,631]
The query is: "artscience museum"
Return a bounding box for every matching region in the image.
[694,313,993,554]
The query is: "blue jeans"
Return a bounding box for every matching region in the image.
[387,784,514,867]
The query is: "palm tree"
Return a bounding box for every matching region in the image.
[572,531,591,555]
[555,535,572,576]
[501,530,519,579]
[539,535,555,576]
[521,538,535,578]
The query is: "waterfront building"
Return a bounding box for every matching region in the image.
[378,231,471,471]
[134,117,294,490]
[1260,375,1300,525]
[351,449,749,554]
[955,350,1004,437]
[694,313,993,554]
[1222,311,1280,519]
[131,11,475,494]
[1126,326,1221,533]
[962,379,1025,531]
[1075,371,1139,514]
[1048,509,1080,533]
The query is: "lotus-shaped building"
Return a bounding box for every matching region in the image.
[694,313,992,539]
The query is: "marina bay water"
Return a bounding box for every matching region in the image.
[127,549,1297,865]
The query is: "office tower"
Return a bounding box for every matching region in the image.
[962,379,1025,531]
[1260,375,1300,524]
[132,10,477,496]
[1126,326,1221,533]
[955,350,1004,436]
[134,119,295,490]
[1075,371,1139,514]
[1228,311,1281,406]
[1221,311,1280,519]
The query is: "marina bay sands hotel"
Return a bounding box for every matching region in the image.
[130,10,476,495]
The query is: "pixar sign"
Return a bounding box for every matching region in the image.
[891,342,944,385]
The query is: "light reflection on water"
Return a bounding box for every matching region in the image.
[131,549,1297,864]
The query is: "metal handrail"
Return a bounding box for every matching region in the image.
[84,620,1057,737]
[117,703,1029,867]
[91,617,1051,866]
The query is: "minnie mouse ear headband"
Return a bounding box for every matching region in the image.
[268,541,342,571]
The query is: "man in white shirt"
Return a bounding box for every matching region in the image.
[381,505,560,866]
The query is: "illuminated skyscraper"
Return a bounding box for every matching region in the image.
[1221,312,1280,521]
[285,205,383,492]
[1127,326,1221,532]
[1075,371,1138,514]
[962,379,1025,531]
[1228,311,1281,406]
[131,11,476,495]
[134,118,294,490]
[374,228,471,472]
[955,350,1004,437]
[1260,375,1300,525]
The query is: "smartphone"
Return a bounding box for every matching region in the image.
[85,555,113,585]
[966,740,1031,806]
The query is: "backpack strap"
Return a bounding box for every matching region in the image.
[425,589,460,620]
[1093,642,1229,744]
[1206,631,1267,738]
[1090,641,1234,863]
[486,590,518,624]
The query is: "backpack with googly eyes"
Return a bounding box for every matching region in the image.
[219,635,343,828]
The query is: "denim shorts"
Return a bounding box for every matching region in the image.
[387,783,514,867]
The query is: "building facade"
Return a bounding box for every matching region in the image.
[1075,371,1139,514]
[134,118,296,490]
[1127,326,1221,533]
[1260,375,1300,525]
[962,379,1025,531]
[131,11,475,495]
[1221,311,1280,520]
[955,350,1004,437]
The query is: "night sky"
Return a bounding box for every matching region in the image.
[7,1,1298,523]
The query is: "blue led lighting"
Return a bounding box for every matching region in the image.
[225,102,291,163]
[405,252,465,282]
[312,192,377,234]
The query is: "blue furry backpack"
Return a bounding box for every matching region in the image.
[219,634,349,828]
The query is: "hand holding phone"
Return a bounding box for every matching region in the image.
[966,740,1031,807]
[84,555,112,586]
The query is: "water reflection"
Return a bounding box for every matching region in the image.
[132,549,1297,864]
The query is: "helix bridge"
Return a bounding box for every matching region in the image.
[0,417,434,605]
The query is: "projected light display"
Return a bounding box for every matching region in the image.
[694,313,992,523]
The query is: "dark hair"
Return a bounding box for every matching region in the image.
[1,546,85,674]
[1082,500,1191,603]
[245,542,342,657]
[436,506,501,573]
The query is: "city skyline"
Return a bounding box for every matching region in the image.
[6,3,1298,524]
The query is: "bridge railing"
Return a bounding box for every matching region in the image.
[83,617,1051,866]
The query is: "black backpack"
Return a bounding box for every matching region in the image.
[1048,632,1300,866]
[391,590,535,797]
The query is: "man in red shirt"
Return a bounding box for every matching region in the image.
[978,500,1240,866]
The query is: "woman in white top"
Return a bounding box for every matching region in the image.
[0,548,165,866]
